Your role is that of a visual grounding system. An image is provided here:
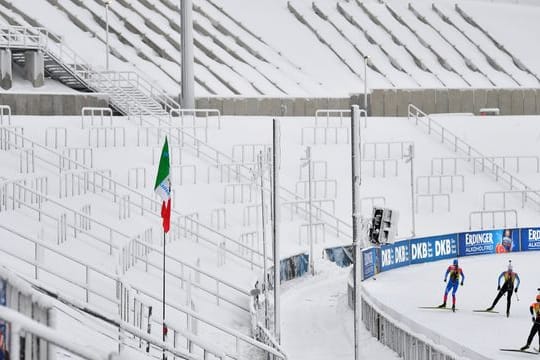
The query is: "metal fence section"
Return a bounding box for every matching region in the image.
[87,126,126,147]
[207,162,252,184]
[45,127,68,149]
[0,104,11,125]
[243,203,269,227]
[361,159,399,177]
[300,126,350,145]
[210,208,227,230]
[469,209,518,230]
[298,222,326,245]
[409,104,540,208]
[361,297,457,360]
[416,194,451,213]
[81,107,113,129]
[416,175,465,194]
[127,167,147,189]
[362,141,413,160]
[232,144,272,163]
[171,164,197,185]
[299,160,328,180]
[281,199,336,221]
[61,147,94,169]
[295,179,338,199]
[223,183,255,204]
[314,109,350,127]
[483,189,540,210]
[0,222,281,359]
[18,147,35,173]
[431,156,539,176]
[170,108,222,129]
[314,108,367,128]
[0,126,25,150]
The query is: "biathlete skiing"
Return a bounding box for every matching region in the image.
[520,294,540,352]
[486,260,520,317]
[438,259,465,312]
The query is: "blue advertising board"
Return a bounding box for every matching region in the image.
[458,228,519,257]
[380,241,410,272]
[520,228,540,251]
[362,247,378,280]
[409,234,458,264]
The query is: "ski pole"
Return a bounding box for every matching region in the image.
[516,292,520,302]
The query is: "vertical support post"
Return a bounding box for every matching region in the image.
[272,119,281,343]
[364,56,369,117]
[105,0,111,71]
[258,151,270,331]
[181,0,195,108]
[351,105,362,360]
[408,144,416,237]
[306,147,314,275]
[162,231,167,360]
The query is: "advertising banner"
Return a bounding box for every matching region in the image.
[380,241,410,272]
[458,228,519,256]
[362,247,378,280]
[409,234,458,264]
[520,228,540,251]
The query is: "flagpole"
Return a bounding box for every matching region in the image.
[162,230,166,360]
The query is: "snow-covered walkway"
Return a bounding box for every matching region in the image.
[281,262,400,359]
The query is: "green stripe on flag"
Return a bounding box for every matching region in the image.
[154,137,170,199]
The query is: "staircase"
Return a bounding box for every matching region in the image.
[0,25,178,116]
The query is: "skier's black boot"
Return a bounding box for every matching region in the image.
[437,302,446,308]
[520,344,529,351]
[452,304,456,312]
[486,306,493,311]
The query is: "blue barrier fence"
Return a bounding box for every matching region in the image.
[362,226,540,280]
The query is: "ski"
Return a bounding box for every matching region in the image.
[473,309,499,313]
[500,349,539,355]
[418,306,457,311]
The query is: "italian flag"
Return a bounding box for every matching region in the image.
[154,137,171,233]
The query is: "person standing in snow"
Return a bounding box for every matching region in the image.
[520,294,540,352]
[486,260,520,317]
[438,259,465,312]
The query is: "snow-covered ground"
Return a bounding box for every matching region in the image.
[363,251,540,359]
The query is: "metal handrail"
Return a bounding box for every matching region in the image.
[0,306,116,360]
[483,189,540,210]
[408,104,540,207]
[0,126,265,268]
[2,180,249,311]
[0,224,284,359]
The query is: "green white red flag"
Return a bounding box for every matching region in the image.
[154,137,171,233]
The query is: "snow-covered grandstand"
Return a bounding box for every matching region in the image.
[0,0,540,359]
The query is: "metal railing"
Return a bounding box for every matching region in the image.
[408,104,540,208]
[483,189,540,210]
[1,179,249,312]
[362,141,413,160]
[0,224,284,360]
[0,125,265,269]
[1,24,354,243]
[469,209,518,230]
[0,306,117,360]
[416,174,465,194]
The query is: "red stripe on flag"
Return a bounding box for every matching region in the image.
[161,199,171,233]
